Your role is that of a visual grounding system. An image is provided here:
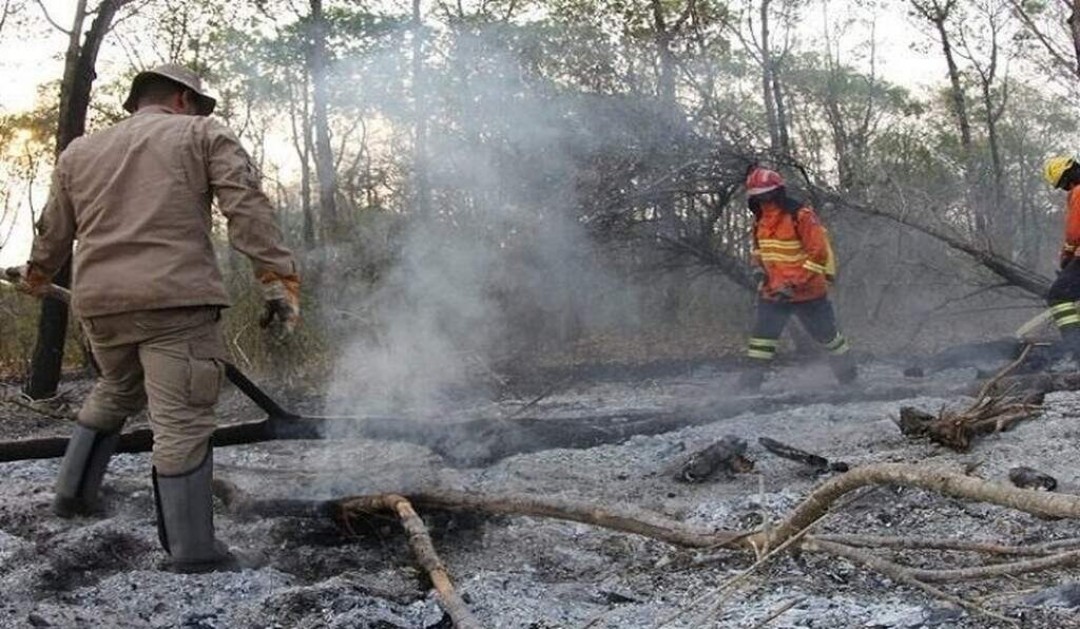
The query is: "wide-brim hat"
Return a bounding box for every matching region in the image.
[122,63,217,116]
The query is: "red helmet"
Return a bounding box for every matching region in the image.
[746,167,784,196]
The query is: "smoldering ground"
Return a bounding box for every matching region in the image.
[3,358,1080,628]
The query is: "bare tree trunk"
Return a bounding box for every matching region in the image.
[0,0,12,36]
[912,0,988,241]
[1070,0,1080,75]
[26,0,128,400]
[286,73,316,250]
[650,0,681,238]
[771,64,791,155]
[309,0,338,242]
[412,0,432,219]
[758,0,781,151]
[980,79,1011,255]
[933,7,972,150]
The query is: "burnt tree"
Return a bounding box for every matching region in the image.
[25,0,133,400]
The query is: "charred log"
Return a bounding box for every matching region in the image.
[0,382,963,465]
[1009,466,1058,492]
[905,338,1059,376]
[676,435,754,483]
[897,406,936,438]
[758,437,848,473]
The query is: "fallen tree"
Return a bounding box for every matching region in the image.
[0,379,961,466]
[214,463,1080,626]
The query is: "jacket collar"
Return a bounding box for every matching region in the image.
[133,104,180,116]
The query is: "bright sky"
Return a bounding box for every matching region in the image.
[0,0,946,265]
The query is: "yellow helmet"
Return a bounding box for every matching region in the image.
[1044,155,1076,188]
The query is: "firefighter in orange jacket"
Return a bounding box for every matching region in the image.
[737,166,856,391]
[1042,155,1080,358]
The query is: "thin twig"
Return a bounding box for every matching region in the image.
[504,373,575,420]
[813,533,1080,557]
[749,597,803,629]
[807,539,1017,626]
[905,549,1080,583]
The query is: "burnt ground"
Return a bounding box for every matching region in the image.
[2,354,1080,628]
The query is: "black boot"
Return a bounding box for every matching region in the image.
[829,352,858,385]
[153,451,240,574]
[54,424,120,518]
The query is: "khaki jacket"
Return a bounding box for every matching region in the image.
[29,105,296,317]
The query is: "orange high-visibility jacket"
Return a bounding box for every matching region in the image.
[752,200,830,302]
[1063,187,1080,259]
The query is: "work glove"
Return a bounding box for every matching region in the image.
[774,283,795,302]
[5,264,52,298]
[257,271,301,336]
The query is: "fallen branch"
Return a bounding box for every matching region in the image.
[804,538,1015,626]
[898,346,1041,451]
[216,466,1080,557]
[214,482,742,549]
[758,437,848,473]
[902,549,1080,583]
[212,464,1080,624]
[815,188,1052,297]
[760,463,1080,551]
[354,495,482,629]
[749,597,802,629]
[214,480,480,628]
[813,533,1080,556]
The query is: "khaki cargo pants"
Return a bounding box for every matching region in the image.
[77,307,227,476]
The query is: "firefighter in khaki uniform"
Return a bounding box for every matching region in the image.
[737,166,856,391]
[14,64,299,573]
[1042,155,1080,360]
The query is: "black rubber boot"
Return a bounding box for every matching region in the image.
[153,451,240,574]
[54,424,120,518]
[829,352,858,385]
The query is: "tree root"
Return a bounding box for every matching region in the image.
[213,463,1080,624]
[899,346,1042,451]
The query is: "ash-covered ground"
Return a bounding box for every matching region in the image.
[2,356,1080,629]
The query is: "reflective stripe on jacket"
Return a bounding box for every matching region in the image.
[751,201,830,302]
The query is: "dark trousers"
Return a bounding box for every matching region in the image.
[1046,260,1080,349]
[746,297,849,362]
